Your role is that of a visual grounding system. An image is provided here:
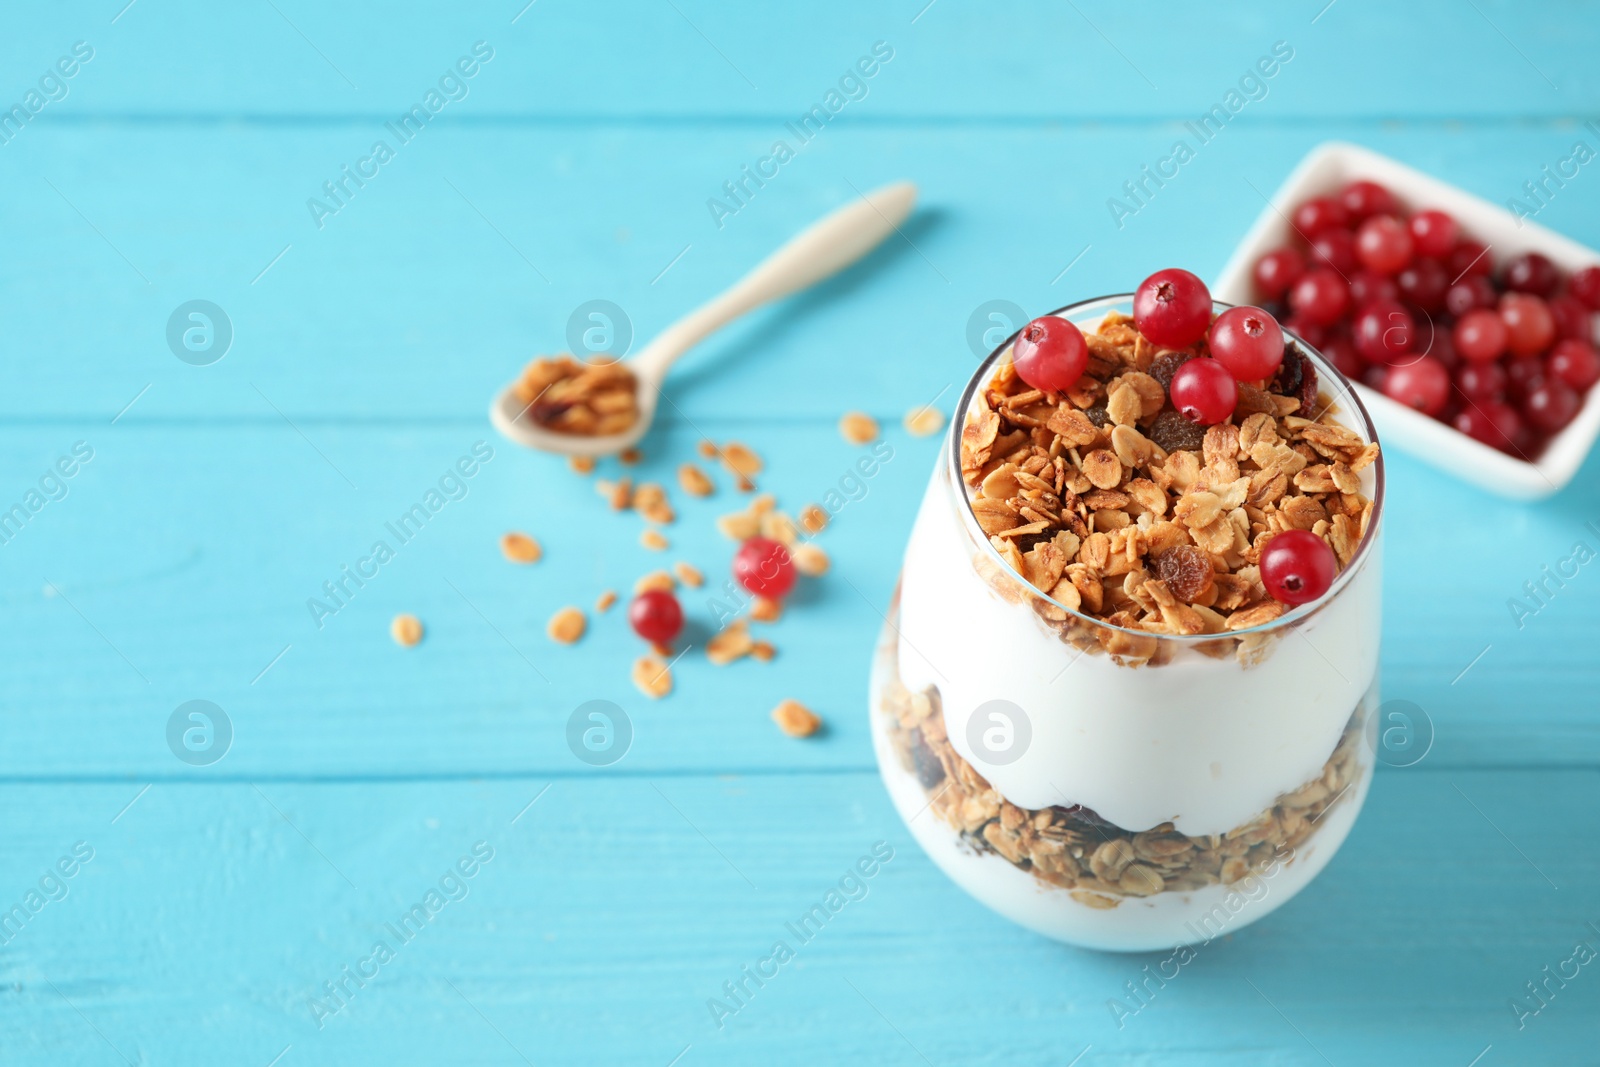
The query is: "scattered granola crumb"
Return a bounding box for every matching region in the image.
[839,411,879,445]
[596,477,632,510]
[799,505,829,535]
[640,529,669,551]
[904,405,946,437]
[568,455,596,475]
[634,571,676,595]
[771,699,821,738]
[706,620,753,665]
[697,440,718,458]
[633,482,675,524]
[720,441,763,478]
[546,607,586,644]
[678,463,714,497]
[390,614,424,647]
[500,532,542,564]
[751,640,776,662]
[750,596,782,623]
[791,544,830,577]
[620,448,642,465]
[716,509,760,542]
[632,655,672,699]
[673,561,704,588]
[651,641,674,658]
[595,590,618,612]
[736,475,756,493]
[759,511,799,546]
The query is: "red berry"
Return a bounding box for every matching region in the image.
[1409,210,1458,258]
[1322,332,1364,378]
[1261,529,1337,607]
[1452,402,1522,452]
[1209,306,1285,381]
[1253,248,1306,298]
[1572,266,1600,310]
[1500,293,1556,356]
[1420,317,1459,370]
[1011,315,1089,392]
[1348,270,1398,308]
[1134,269,1213,348]
[1397,258,1448,313]
[1355,215,1414,274]
[1291,196,1348,238]
[733,537,796,598]
[1289,268,1349,326]
[1548,339,1600,390]
[1547,293,1592,342]
[1384,356,1450,415]
[1339,180,1397,222]
[1503,252,1561,297]
[1505,355,1547,403]
[1352,299,1416,365]
[1283,316,1329,349]
[1448,240,1493,279]
[1168,358,1238,425]
[1454,308,1508,363]
[1455,360,1506,401]
[629,589,684,644]
[1523,380,1581,434]
[1309,230,1357,275]
[1361,364,1390,391]
[1445,275,1497,317]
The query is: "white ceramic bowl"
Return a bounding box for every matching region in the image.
[1213,141,1600,500]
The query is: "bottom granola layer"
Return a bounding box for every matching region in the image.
[878,675,1368,909]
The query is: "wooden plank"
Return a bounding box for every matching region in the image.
[0,422,1594,777]
[0,1,1592,119]
[0,768,1594,1065]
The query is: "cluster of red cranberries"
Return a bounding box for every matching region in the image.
[1251,178,1600,460]
[628,537,796,644]
[1010,269,1335,607]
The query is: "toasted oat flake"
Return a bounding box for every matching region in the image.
[799,504,829,535]
[640,529,669,551]
[791,544,830,577]
[632,655,672,699]
[620,448,641,465]
[514,355,638,437]
[771,699,821,737]
[595,590,618,612]
[568,455,596,475]
[750,596,782,623]
[697,440,718,458]
[546,607,586,644]
[596,477,632,510]
[904,404,946,437]
[390,613,424,647]
[839,411,880,445]
[500,532,542,564]
[633,482,675,524]
[751,640,776,662]
[634,571,675,595]
[673,561,704,588]
[706,620,753,665]
[719,442,763,478]
[678,463,714,497]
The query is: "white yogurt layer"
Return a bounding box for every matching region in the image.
[895,413,1381,839]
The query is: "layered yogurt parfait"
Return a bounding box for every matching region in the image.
[871,270,1384,951]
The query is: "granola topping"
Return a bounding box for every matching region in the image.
[514,355,638,436]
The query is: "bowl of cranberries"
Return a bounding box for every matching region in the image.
[1213,142,1600,499]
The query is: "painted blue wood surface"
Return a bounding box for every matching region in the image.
[1,2,1598,1064]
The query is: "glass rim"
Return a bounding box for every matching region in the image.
[944,293,1386,642]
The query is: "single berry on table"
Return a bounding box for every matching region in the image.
[1292,196,1348,237]
[1355,215,1414,274]
[733,536,797,598]
[1408,209,1458,258]
[1499,293,1556,357]
[629,589,684,644]
[1339,179,1397,221]
[1453,308,1508,363]
[1548,339,1600,390]
[1351,299,1415,365]
[1208,306,1285,381]
[1134,268,1213,348]
[1260,529,1337,607]
[1502,252,1561,297]
[1253,248,1305,297]
[1168,358,1238,425]
[1383,356,1450,415]
[1011,315,1089,392]
[1523,380,1581,434]
[1289,268,1349,326]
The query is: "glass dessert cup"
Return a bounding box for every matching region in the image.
[870,295,1383,952]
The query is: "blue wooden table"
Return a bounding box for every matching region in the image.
[2,2,1598,1063]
